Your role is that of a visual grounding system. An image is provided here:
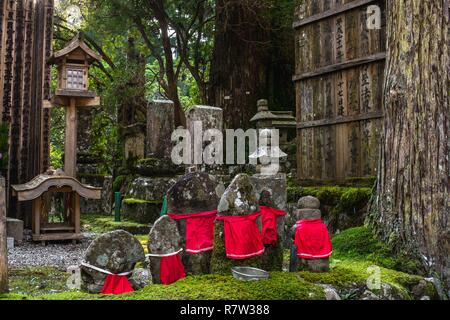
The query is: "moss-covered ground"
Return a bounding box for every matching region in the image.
[81,213,149,235]
[0,226,434,300]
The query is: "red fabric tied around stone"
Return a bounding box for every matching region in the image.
[294,219,332,259]
[260,206,286,245]
[101,275,134,295]
[160,253,186,285]
[216,212,264,260]
[168,210,217,254]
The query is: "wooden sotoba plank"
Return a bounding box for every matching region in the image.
[293,0,380,29]
[293,52,386,82]
[297,111,383,129]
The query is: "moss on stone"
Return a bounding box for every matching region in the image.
[122,198,163,205]
[137,157,159,166]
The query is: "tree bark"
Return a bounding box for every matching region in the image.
[0,177,8,293]
[369,0,449,290]
[209,0,271,129]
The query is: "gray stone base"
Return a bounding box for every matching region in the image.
[122,201,162,224]
[289,245,329,272]
[78,175,113,215]
[7,218,24,245]
[299,258,330,272]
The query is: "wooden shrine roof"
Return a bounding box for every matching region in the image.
[48,33,102,64]
[12,171,102,201]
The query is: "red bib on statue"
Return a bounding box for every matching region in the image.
[168,210,217,254]
[295,219,332,259]
[101,275,134,295]
[216,212,264,260]
[160,253,186,285]
[260,206,286,245]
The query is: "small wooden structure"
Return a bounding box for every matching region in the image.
[293,0,386,182]
[12,171,101,242]
[12,33,102,243]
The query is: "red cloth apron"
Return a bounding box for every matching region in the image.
[260,206,286,245]
[295,219,332,259]
[216,212,264,260]
[101,275,134,295]
[160,253,186,285]
[168,210,217,254]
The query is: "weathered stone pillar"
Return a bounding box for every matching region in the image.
[211,174,263,273]
[186,106,223,172]
[250,173,286,271]
[289,196,330,272]
[146,100,175,159]
[166,171,224,274]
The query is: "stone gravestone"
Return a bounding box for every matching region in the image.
[6,218,23,245]
[211,174,263,273]
[250,173,286,271]
[166,171,224,274]
[289,196,330,272]
[186,105,223,172]
[122,176,177,224]
[81,230,145,293]
[146,100,175,159]
[147,215,183,284]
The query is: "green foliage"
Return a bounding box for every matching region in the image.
[50,144,63,169]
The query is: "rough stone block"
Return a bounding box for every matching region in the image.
[7,218,24,245]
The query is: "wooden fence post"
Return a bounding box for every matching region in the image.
[0,176,8,293]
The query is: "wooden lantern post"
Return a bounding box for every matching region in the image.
[11,34,102,244]
[46,32,102,177]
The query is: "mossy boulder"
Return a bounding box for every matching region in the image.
[81,230,145,293]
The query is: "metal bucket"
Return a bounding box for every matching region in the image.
[231,267,269,281]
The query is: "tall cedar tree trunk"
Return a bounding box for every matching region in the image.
[209,0,271,129]
[370,0,449,290]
